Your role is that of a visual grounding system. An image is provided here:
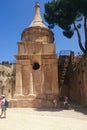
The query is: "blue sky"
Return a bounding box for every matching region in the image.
[0,0,83,62]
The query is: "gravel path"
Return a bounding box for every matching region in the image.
[0,106,87,130]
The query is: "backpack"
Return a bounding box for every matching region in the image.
[4,99,9,107]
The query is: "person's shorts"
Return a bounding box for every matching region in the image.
[1,105,7,111]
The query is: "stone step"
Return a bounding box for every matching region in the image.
[8,99,56,108]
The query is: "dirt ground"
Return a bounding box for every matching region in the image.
[0,105,87,130]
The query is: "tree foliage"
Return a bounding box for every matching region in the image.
[44,0,87,55]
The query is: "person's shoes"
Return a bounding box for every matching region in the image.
[0,115,6,118]
[0,117,6,119]
[3,116,6,118]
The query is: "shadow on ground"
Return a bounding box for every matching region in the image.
[35,104,87,115]
[35,107,64,112]
[71,104,87,115]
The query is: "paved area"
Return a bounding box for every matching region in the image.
[0,106,87,130]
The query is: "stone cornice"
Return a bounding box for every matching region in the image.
[15,54,57,60]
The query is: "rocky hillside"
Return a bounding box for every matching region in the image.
[0,64,15,98]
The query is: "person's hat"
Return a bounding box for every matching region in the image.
[1,94,5,97]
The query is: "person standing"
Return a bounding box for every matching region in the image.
[0,95,7,118]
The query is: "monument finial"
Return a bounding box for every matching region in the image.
[29,2,47,28]
[35,2,40,7]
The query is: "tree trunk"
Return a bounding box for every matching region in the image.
[84,16,87,53]
[73,22,86,55]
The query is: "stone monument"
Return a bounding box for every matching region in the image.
[10,2,59,107]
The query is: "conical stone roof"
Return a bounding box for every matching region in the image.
[21,2,54,44]
[29,2,48,29]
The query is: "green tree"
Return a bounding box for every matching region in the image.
[44,0,87,55]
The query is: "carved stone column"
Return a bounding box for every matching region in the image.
[15,64,22,96]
